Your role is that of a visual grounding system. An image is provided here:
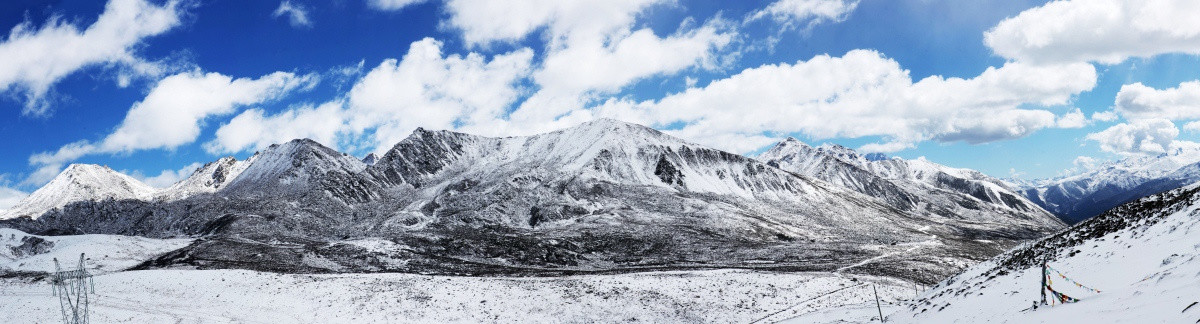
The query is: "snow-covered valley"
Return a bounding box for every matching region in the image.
[0,229,919,323]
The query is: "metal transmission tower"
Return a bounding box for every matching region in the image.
[51,253,95,324]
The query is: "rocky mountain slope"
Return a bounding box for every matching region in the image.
[758,138,1056,227]
[155,157,248,202]
[889,180,1200,323]
[0,119,1064,282]
[1014,147,1200,223]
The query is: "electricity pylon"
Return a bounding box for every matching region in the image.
[51,253,94,324]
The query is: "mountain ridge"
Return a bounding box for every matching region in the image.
[1,119,1064,283]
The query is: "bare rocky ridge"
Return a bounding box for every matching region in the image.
[0,119,1065,283]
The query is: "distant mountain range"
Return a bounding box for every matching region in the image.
[0,119,1063,282]
[759,138,1051,224]
[1011,148,1200,223]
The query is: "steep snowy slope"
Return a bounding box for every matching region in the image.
[759,138,1057,228]
[1016,147,1200,223]
[155,157,248,201]
[888,181,1200,323]
[0,164,155,220]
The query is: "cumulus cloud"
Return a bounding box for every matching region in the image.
[594,50,1096,153]
[509,19,735,130]
[1055,108,1088,128]
[444,0,736,134]
[273,1,313,28]
[100,71,317,153]
[985,0,1200,64]
[207,38,534,155]
[443,0,666,47]
[207,101,347,154]
[367,0,428,11]
[1182,121,1200,133]
[24,70,316,186]
[1114,81,1200,120]
[1085,118,1181,155]
[23,141,97,186]
[1073,156,1100,170]
[0,0,186,115]
[136,162,203,188]
[0,186,29,212]
[745,0,860,31]
[1091,110,1119,122]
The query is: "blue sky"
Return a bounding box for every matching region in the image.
[3,0,1200,205]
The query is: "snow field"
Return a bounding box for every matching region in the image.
[1,268,917,323]
[890,203,1200,323]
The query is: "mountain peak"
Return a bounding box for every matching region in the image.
[816,143,861,160]
[2,163,154,220]
[157,156,247,201]
[362,153,379,165]
[561,117,667,135]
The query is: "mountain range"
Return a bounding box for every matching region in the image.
[1013,148,1200,223]
[0,119,1064,282]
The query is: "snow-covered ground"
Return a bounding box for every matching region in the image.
[0,228,192,274]
[1,269,918,323]
[886,188,1200,323]
[0,228,923,323]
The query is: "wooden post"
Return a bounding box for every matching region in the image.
[1040,260,1047,306]
[873,284,885,322]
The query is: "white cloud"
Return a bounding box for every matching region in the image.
[0,0,185,115]
[273,0,313,28]
[0,186,28,212]
[347,38,533,148]
[1114,81,1200,120]
[136,162,203,188]
[443,0,666,47]
[444,1,737,133]
[985,0,1200,64]
[23,141,97,186]
[509,19,735,130]
[1055,108,1088,128]
[1182,121,1200,133]
[1085,118,1181,155]
[595,50,1096,153]
[745,0,860,31]
[1091,110,1119,122]
[24,70,316,186]
[207,101,347,154]
[367,0,428,11]
[1073,156,1100,170]
[99,71,317,153]
[208,38,534,155]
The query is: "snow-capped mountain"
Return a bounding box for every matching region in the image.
[1015,147,1200,223]
[890,180,1200,323]
[221,138,378,204]
[759,138,1056,227]
[155,157,248,201]
[0,164,155,220]
[1,119,1064,282]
